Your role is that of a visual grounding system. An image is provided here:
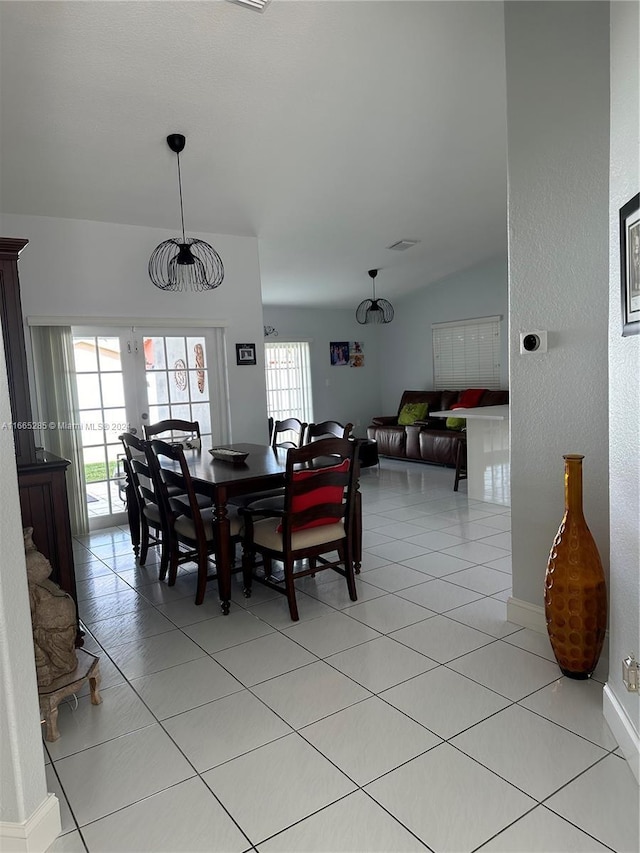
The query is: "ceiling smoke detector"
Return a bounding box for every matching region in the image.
[226,0,272,11]
[387,239,420,251]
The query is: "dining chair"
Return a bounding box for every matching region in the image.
[271,417,307,449]
[228,417,306,510]
[143,418,202,449]
[240,437,359,621]
[119,432,168,578]
[145,438,243,605]
[305,421,354,442]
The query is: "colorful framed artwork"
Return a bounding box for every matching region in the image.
[330,341,350,366]
[620,192,640,336]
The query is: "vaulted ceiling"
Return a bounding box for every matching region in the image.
[0,1,508,307]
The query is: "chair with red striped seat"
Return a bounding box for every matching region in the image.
[240,437,359,621]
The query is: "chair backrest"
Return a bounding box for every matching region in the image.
[305,421,353,443]
[281,437,358,538]
[271,417,307,449]
[143,419,202,449]
[146,439,208,541]
[119,432,157,513]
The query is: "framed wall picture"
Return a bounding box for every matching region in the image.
[330,341,350,366]
[620,192,640,336]
[349,341,364,367]
[236,343,257,365]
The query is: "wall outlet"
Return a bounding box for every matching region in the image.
[622,655,639,692]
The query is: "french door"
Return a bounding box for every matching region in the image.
[72,326,224,527]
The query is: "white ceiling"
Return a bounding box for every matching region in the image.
[0,0,508,308]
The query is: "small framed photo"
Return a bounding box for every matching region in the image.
[236,343,256,365]
[330,341,350,366]
[620,192,640,336]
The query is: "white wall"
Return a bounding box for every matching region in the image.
[505,2,610,609]
[0,213,268,443]
[378,256,509,412]
[606,0,639,775]
[0,318,60,843]
[261,305,382,432]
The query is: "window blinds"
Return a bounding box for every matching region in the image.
[264,341,314,423]
[432,316,501,390]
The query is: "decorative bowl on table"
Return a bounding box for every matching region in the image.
[209,447,249,466]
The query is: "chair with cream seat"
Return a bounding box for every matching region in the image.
[145,438,243,605]
[240,437,359,621]
[119,432,168,578]
[143,418,202,449]
[271,417,307,449]
[305,421,353,443]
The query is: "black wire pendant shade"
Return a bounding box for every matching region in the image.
[355,269,394,324]
[149,134,224,292]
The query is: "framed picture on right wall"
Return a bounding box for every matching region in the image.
[620,192,640,336]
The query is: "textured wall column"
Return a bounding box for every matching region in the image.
[505,1,610,617]
[605,0,640,780]
[0,318,60,848]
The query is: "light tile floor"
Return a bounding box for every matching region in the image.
[46,460,638,853]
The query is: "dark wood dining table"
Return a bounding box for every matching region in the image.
[138,442,363,614]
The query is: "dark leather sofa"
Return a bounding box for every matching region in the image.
[367,389,509,466]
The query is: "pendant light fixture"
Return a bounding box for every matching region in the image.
[355,269,394,324]
[149,134,224,292]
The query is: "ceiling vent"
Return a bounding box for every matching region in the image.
[226,0,272,11]
[387,239,420,251]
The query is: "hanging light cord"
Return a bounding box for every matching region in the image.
[176,151,186,243]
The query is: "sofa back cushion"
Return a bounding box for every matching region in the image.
[439,390,460,411]
[398,402,429,425]
[397,391,442,418]
[479,389,509,406]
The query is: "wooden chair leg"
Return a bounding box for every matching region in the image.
[194,549,208,605]
[241,542,254,597]
[340,542,358,602]
[158,537,169,581]
[284,557,299,621]
[167,539,180,586]
[139,517,150,565]
[454,439,467,492]
[263,555,273,580]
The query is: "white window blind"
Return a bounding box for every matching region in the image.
[264,341,314,422]
[432,315,501,390]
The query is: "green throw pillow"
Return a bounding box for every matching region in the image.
[446,416,466,431]
[398,402,429,426]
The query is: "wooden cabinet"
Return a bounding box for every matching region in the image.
[0,238,81,641]
[18,451,78,614]
[0,238,36,465]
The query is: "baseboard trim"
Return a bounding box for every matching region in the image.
[0,794,61,853]
[603,684,640,785]
[507,596,546,633]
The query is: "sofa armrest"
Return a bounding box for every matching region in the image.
[370,416,397,426]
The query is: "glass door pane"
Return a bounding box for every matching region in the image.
[73,334,130,523]
[142,333,212,443]
[71,326,221,529]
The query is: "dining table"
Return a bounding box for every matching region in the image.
[125,441,363,614]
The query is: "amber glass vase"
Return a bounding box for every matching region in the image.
[544,455,607,679]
